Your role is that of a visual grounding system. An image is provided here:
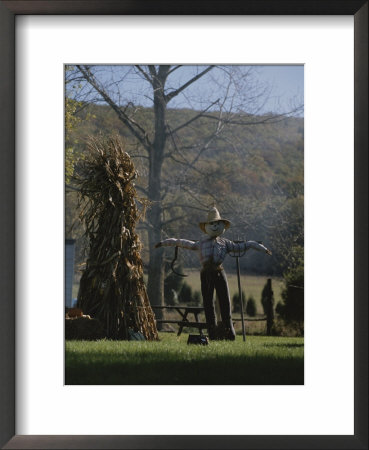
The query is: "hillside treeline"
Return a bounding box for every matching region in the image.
[66,103,303,277]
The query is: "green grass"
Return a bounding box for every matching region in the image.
[65,333,303,385]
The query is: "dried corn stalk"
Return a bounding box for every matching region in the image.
[75,135,158,340]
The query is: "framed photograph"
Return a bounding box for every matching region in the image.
[1,1,367,449]
[64,62,305,386]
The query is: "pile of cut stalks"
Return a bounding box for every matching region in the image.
[75,135,158,340]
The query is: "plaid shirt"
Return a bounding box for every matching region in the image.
[161,236,269,266]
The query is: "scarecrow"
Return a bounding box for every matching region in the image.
[155,206,272,340]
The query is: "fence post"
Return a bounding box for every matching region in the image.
[266,278,274,336]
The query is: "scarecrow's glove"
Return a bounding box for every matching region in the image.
[256,241,272,256]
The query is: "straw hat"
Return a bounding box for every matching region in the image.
[199,206,231,233]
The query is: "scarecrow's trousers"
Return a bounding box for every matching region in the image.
[200,268,235,340]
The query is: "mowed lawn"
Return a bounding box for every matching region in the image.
[65,333,304,385]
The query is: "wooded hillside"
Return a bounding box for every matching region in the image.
[66,103,303,277]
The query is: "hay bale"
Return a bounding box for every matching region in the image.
[65,307,83,318]
[65,316,105,340]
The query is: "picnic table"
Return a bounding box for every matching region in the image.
[151,305,207,336]
[151,305,268,336]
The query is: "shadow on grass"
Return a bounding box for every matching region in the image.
[66,352,304,385]
[262,343,304,348]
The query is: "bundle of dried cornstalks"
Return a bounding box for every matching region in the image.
[75,135,158,340]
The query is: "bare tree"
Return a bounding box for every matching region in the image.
[66,65,303,315]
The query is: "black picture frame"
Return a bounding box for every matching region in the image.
[0,1,367,449]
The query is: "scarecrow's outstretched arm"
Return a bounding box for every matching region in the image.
[246,240,272,255]
[226,239,272,256]
[155,238,199,251]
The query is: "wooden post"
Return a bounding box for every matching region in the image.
[266,278,274,336]
[236,256,246,342]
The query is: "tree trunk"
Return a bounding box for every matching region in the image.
[147,224,164,326]
[146,162,164,325]
[146,69,168,326]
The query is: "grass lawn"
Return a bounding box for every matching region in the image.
[65,333,304,385]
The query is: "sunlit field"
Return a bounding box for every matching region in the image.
[184,270,283,312]
[73,273,283,313]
